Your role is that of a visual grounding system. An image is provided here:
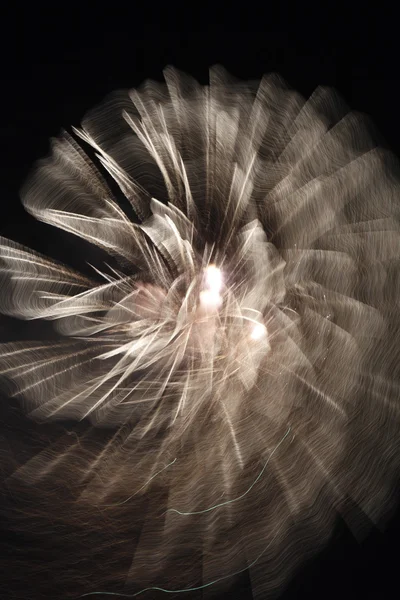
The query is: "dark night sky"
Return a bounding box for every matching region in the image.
[1,6,400,600]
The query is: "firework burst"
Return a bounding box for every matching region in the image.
[1,66,400,598]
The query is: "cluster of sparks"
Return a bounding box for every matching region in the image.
[0,66,400,598]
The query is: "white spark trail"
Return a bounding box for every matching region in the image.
[0,66,399,599]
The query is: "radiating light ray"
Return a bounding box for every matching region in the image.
[80,529,280,598]
[167,427,291,516]
[0,66,399,600]
[103,458,178,507]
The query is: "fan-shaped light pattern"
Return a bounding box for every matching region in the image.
[1,66,400,598]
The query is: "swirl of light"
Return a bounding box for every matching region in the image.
[1,66,400,598]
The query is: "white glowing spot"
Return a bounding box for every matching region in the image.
[199,289,223,312]
[0,65,399,600]
[198,265,223,313]
[204,265,223,294]
[250,323,267,341]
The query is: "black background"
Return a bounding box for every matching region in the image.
[1,6,399,599]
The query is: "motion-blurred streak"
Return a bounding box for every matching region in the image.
[1,66,400,598]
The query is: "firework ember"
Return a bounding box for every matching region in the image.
[0,66,400,598]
